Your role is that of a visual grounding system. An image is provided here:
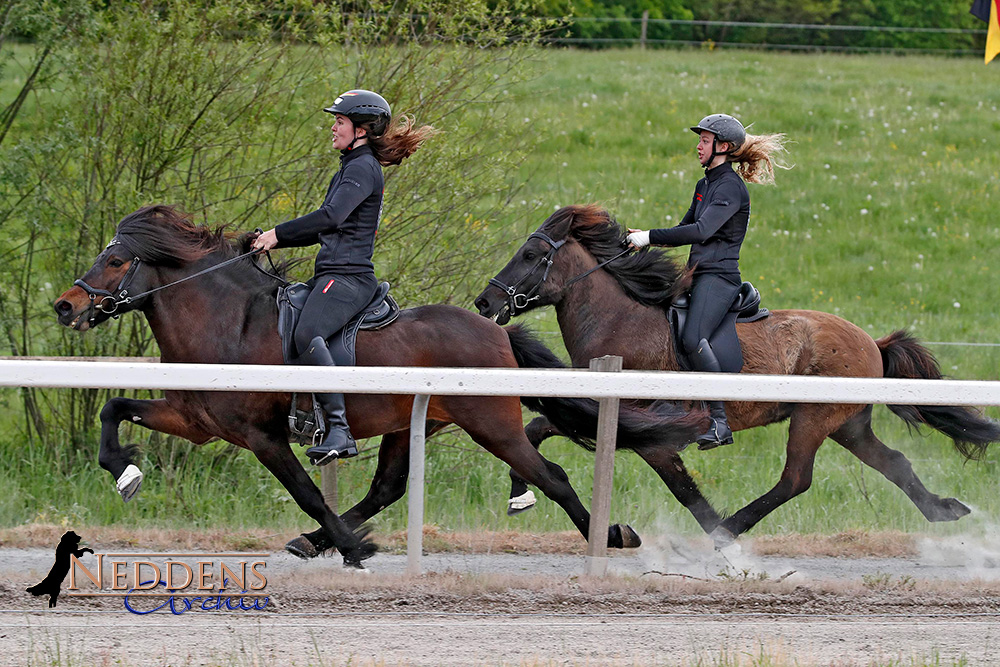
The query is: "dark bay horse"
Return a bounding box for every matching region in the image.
[474,203,1000,545]
[53,205,703,565]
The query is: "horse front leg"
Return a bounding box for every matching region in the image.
[632,444,722,534]
[250,437,376,568]
[507,416,561,515]
[99,397,213,502]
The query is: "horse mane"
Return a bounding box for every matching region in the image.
[114,204,290,279]
[540,204,690,307]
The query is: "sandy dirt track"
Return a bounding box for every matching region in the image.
[4,533,1000,666]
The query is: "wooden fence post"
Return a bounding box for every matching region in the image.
[584,355,623,576]
[640,10,649,49]
[321,465,338,514]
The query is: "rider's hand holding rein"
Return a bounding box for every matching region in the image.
[251,229,278,252]
[626,229,650,249]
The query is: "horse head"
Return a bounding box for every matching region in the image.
[474,205,600,324]
[54,205,225,331]
[476,204,691,324]
[53,235,153,331]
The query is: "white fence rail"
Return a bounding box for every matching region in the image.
[2,359,999,574]
[2,360,1000,404]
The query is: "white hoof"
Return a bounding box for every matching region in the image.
[507,490,537,515]
[116,465,144,503]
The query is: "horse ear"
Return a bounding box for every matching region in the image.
[545,207,575,240]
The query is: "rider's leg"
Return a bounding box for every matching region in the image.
[294,272,379,466]
[689,338,734,449]
[681,273,741,449]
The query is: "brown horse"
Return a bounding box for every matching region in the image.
[474,204,1000,545]
[53,205,703,565]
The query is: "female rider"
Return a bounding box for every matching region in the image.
[627,114,788,450]
[253,89,436,466]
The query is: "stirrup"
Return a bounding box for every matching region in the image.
[306,431,359,466]
[696,418,734,451]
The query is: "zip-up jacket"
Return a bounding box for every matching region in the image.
[648,162,750,276]
[274,144,384,276]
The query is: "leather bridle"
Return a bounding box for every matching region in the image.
[488,231,630,318]
[72,234,281,326]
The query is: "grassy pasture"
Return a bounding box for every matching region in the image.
[1,47,999,543]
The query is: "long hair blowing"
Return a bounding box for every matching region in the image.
[368,115,439,166]
[730,132,790,184]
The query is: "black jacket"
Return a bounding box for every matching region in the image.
[648,162,750,276]
[274,145,384,276]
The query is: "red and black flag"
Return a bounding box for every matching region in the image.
[971,0,1000,63]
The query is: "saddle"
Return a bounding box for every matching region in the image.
[276,281,400,445]
[668,281,770,373]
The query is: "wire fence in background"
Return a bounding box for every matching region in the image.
[538,15,988,55]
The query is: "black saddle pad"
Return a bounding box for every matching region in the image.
[667,281,770,372]
[276,280,399,366]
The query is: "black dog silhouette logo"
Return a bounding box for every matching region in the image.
[26,530,93,608]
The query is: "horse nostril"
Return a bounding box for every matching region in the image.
[54,300,71,316]
[474,297,488,313]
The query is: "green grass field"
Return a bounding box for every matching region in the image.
[2,47,999,543]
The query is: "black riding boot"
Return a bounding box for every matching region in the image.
[689,337,735,450]
[299,336,358,465]
[697,401,734,450]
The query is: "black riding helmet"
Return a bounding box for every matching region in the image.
[690,113,746,165]
[324,89,392,138]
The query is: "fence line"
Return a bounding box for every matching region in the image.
[2,360,1000,404]
[561,17,987,35]
[3,359,998,573]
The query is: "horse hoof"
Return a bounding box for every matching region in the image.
[116,465,143,503]
[710,526,737,549]
[619,524,642,549]
[507,490,537,516]
[343,560,371,573]
[928,497,972,522]
[285,535,319,559]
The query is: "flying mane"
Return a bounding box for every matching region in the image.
[539,204,690,308]
[113,204,291,283]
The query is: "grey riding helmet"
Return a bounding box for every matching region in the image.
[690,114,746,153]
[324,90,392,137]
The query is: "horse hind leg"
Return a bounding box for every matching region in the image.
[830,406,971,522]
[507,416,561,516]
[715,406,833,546]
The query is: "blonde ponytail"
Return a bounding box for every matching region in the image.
[730,133,791,184]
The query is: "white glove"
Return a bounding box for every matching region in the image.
[627,230,650,248]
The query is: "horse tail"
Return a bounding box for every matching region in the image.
[877,330,1000,461]
[504,324,703,450]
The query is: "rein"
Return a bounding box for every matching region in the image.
[74,235,284,325]
[489,231,631,316]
